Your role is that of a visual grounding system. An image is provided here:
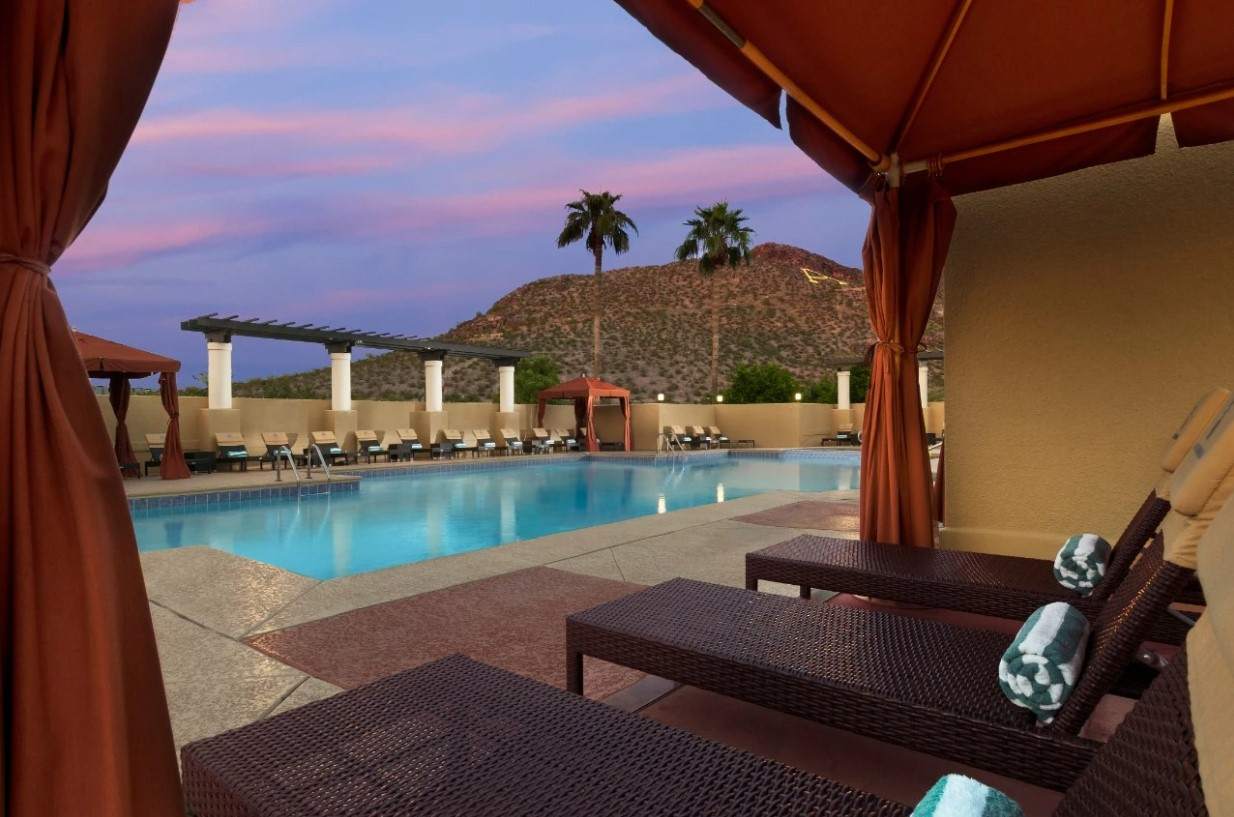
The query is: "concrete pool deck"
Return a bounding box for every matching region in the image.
[142,487,857,752]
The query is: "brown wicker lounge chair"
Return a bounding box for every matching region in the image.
[746,388,1229,645]
[566,447,1234,794]
[179,646,1209,817]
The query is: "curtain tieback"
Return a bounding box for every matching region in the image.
[0,252,51,276]
[865,340,905,365]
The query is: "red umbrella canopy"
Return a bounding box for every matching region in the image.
[614,1,1234,195]
[74,330,181,377]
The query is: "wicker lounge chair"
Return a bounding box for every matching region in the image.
[664,425,694,449]
[498,427,524,455]
[180,646,1209,817]
[214,432,252,472]
[706,424,731,447]
[143,433,164,476]
[565,437,1234,793]
[745,388,1229,645]
[528,427,553,454]
[309,431,351,466]
[473,428,498,456]
[257,432,298,470]
[355,429,386,463]
[553,427,580,451]
[390,428,428,461]
[439,428,472,458]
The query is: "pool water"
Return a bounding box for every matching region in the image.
[133,456,859,579]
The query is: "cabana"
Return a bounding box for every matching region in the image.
[613,1,1234,551]
[75,331,189,479]
[536,376,632,452]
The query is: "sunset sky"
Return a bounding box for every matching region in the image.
[58,0,868,382]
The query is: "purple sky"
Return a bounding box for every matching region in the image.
[57,0,869,383]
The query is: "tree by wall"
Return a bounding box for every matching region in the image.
[515,355,561,404]
[723,363,799,403]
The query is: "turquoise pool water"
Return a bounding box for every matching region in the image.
[132,455,859,579]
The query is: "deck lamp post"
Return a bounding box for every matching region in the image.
[794,392,802,401]
[656,393,665,402]
[716,394,724,403]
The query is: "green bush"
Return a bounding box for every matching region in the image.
[514,355,561,403]
[850,364,871,403]
[723,363,799,403]
[803,377,837,404]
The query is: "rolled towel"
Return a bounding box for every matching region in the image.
[1052,533,1111,596]
[998,602,1090,723]
[911,775,1025,817]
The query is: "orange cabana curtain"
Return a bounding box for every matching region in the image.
[0,0,184,815]
[858,177,955,548]
[159,371,191,479]
[108,374,137,476]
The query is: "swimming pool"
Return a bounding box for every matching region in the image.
[132,454,859,579]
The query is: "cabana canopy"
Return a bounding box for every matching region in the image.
[614,2,1234,195]
[74,331,190,481]
[615,0,1234,549]
[536,376,632,452]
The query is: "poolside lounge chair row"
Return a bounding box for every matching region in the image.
[664,424,745,449]
[181,389,1229,815]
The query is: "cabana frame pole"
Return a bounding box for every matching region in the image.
[1160,0,1174,100]
[685,0,884,165]
[901,81,1234,175]
[891,0,973,151]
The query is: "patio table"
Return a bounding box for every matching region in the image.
[181,654,907,817]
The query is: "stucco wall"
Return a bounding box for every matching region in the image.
[943,123,1234,558]
[101,394,911,455]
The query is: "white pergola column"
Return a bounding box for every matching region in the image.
[837,369,851,409]
[497,360,516,414]
[328,343,352,411]
[918,363,929,408]
[423,354,444,412]
[206,335,232,409]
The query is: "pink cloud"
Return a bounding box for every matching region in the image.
[173,154,399,179]
[56,217,267,273]
[131,74,719,155]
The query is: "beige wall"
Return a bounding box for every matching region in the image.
[100,393,942,456]
[943,122,1234,558]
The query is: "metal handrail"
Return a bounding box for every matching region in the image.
[305,444,333,481]
[272,447,301,483]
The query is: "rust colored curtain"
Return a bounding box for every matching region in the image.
[620,397,632,452]
[0,0,184,815]
[933,441,946,525]
[858,177,955,548]
[107,374,137,476]
[159,371,191,480]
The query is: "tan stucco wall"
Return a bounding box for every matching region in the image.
[943,123,1234,558]
[100,393,942,457]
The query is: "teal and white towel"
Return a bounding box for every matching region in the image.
[1053,533,1111,596]
[998,602,1090,723]
[911,775,1024,817]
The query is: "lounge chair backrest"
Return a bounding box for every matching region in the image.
[215,432,246,449]
[441,429,463,441]
[532,428,549,439]
[1053,649,1204,817]
[689,425,707,436]
[1157,387,1230,497]
[356,429,379,443]
[310,431,339,447]
[500,428,520,440]
[144,433,166,450]
[706,426,722,436]
[473,429,492,441]
[396,428,419,442]
[261,432,290,447]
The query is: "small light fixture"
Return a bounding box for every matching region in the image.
[656,393,665,402]
[716,394,724,403]
[794,392,802,401]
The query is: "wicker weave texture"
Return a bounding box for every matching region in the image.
[182,654,909,817]
[1055,651,1208,817]
[567,578,1096,790]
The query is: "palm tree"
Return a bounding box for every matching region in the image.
[675,202,754,396]
[556,190,637,378]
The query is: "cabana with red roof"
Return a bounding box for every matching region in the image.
[75,330,190,480]
[536,376,632,452]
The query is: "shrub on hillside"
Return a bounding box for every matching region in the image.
[803,376,837,403]
[723,363,799,403]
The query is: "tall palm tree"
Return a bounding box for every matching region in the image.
[556,190,637,378]
[675,202,754,397]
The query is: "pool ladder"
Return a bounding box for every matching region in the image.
[305,444,333,482]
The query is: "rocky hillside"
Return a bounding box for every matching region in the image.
[234,243,943,402]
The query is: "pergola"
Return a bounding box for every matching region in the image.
[615,0,1234,551]
[536,376,632,452]
[75,331,190,480]
[180,314,530,412]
